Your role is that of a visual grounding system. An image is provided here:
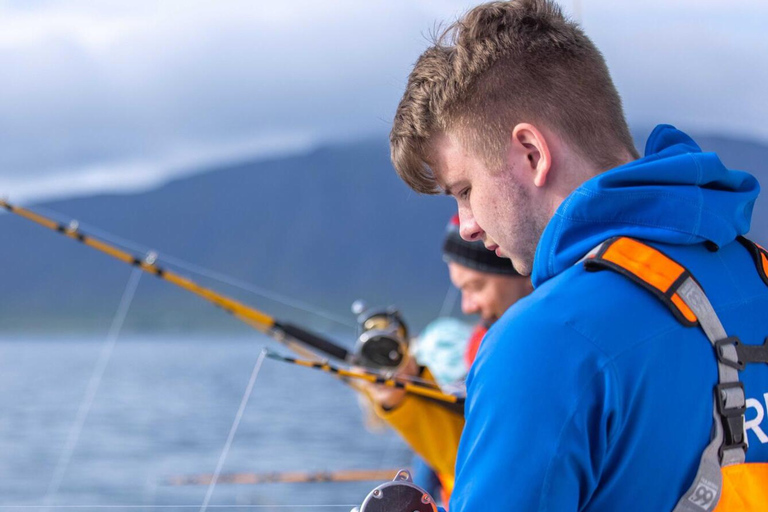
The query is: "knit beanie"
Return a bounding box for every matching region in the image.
[442,214,520,275]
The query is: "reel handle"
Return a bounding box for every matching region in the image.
[352,469,437,512]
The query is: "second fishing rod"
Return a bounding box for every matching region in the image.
[1,200,452,399]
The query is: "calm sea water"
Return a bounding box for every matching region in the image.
[0,335,411,511]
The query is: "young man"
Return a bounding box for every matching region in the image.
[363,215,532,503]
[389,1,768,511]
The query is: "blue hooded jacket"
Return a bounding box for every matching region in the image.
[449,125,768,511]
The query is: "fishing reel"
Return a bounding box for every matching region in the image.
[351,300,410,373]
[351,469,437,512]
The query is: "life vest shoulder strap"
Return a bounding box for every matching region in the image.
[583,236,699,326]
[737,236,768,287]
[581,235,768,512]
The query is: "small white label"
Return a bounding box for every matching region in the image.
[687,480,718,510]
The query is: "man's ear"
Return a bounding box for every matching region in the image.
[511,123,552,188]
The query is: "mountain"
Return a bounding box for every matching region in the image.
[1,138,457,336]
[1,131,766,336]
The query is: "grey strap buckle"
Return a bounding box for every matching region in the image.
[714,337,745,370]
[715,382,747,456]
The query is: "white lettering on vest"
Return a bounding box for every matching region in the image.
[745,394,768,444]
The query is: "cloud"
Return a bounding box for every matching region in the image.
[0,130,315,203]
[0,0,765,203]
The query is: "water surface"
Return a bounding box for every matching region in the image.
[0,335,410,511]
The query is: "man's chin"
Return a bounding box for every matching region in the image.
[507,255,533,277]
[482,316,498,328]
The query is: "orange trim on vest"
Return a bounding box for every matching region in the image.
[713,463,768,511]
[601,237,686,293]
[585,237,699,326]
[737,236,768,286]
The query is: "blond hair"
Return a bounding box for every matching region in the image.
[390,0,639,194]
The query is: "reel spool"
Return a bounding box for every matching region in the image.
[351,300,410,372]
[352,469,437,512]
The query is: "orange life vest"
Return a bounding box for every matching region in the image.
[584,236,768,511]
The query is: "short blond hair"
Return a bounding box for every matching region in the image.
[390,0,638,194]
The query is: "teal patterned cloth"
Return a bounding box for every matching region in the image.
[414,316,473,387]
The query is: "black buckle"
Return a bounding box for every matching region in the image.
[715,382,748,454]
[736,337,768,366]
[716,336,768,370]
[715,337,745,370]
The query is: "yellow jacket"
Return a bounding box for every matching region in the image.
[372,368,464,492]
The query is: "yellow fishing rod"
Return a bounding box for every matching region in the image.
[0,199,350,363]
[1,199,455,403]
[264,350,464,411]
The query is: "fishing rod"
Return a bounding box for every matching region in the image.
[1,199,456,511]
[168,468,401,486]
[1,199,349,361]
[264,350,464,411]
[0,200,437,388]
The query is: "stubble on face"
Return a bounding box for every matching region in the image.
[482,164,549,276]
[429,132,549,276]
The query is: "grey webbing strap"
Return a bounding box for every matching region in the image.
[677,279,746,466]
[671,277,746,512]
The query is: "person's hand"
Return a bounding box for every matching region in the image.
[358,357,420,410]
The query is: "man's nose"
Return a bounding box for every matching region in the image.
[461,295,478,315]
[458,210,483,242]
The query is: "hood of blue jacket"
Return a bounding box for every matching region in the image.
[532,124,760,287]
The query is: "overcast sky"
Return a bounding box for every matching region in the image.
[1,0,766,203]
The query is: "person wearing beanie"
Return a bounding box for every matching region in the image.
[359,214,533,506]
[441,214,533,366]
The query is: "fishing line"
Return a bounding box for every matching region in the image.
[168,468,400,486]
[199,349,268,512]
[0,506,357,509]
[5,200,449,509]
[29,205,354,329]
[150,254,355,329]
[437,284,459,318]
[5,202,448,384]
[41,268,143,511]
[1,201,355,364]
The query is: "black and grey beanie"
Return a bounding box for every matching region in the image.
[442,215,520,276]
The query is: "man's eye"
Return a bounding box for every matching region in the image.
[459,188,471,200]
